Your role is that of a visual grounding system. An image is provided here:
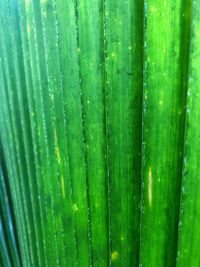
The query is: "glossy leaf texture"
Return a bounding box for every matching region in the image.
[177,1,200,266]
[0,1,199,267]
[140,0,191,266]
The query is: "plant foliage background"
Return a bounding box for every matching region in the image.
[0,0,200,266]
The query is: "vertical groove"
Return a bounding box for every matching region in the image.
[0,11,33,266]
[30,0,58,264]
[0,66,25,267]
[7,1,41,264]
[16,0,48,265]
[0,214,12,267]
[140,1,190,266]
[105,0,143,265]
[102,0,111,265]
[0,146,22,267]
[140,0,145,265]
[176,0,198,265]
[51,0,79,265]
[37,0,70,264]
[73,1,93,265]
[172,0,192,263]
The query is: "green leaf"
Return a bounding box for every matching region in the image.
[140,0,191,266]
[105,0,143,265]
[177,1,200,265]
